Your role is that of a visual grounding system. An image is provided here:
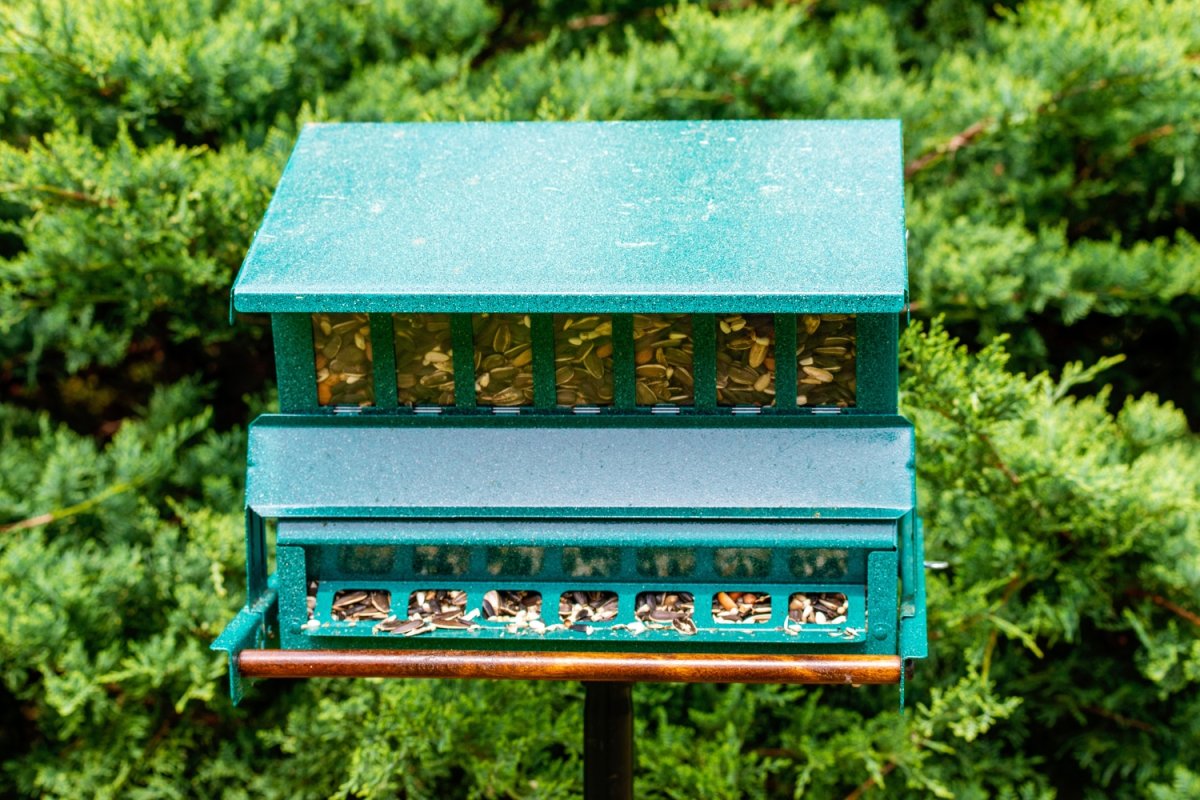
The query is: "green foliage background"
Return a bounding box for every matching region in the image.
[1,1,1197,797]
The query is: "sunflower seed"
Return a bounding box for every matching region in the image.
[711,591,772,624]
[635,591,697,635]
[787,592,849,625]
[330,589,392,622]
[555,315,613,406]
[559,590,618,624]
[474,314,533,406]
[633,314,694,405]
[313,313,375,406]
[796,314,856,407]
[716,314,774,406]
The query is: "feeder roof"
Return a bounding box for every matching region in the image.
[232,120,907,315]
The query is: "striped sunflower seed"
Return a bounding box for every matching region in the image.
[312,312,375,406]
[796,314,856,407]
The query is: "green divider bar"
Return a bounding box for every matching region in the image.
[613,314,635,409]
[692,314,717,412]
[451,314,477,409]
[370,315,398,409]
[774,313,798,410]
[532,314,557,409]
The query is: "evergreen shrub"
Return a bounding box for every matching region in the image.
[1,1,1196,796]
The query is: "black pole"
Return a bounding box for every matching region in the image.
[583,682,634,800]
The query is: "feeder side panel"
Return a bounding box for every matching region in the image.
[273,313,318,411]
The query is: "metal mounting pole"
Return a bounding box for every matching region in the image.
[584,682,634,800]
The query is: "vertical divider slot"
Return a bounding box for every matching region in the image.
[370,314,398,409]
[532,314,557,409]
[692,314,717,412]
[612,314,636,410]
[450,314,477,410]
[774,313,798,411]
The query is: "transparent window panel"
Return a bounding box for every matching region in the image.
[393,313,454,406]
[714,548,772,578]
[797,314,856,407]
[716,314,775,406]
[336,545,397,576]
[473,313,533,406]
[312,313,374,406]
[563,546,620,578]
[788,548,851,580]
[554,315,613,406]
[633,314,694,405]
[636,547,697,578]
[485,546,545,577]
[413,545,470,576]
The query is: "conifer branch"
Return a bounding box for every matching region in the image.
[842,761,896,800]
[905,120,991,178]
[1082,705,1154,732]
[0,478,141,534]
[1126,589,1200,628]
[0,181,117,207]
[905,68,1186,178]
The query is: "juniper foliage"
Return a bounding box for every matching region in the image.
[1,1,1197,797]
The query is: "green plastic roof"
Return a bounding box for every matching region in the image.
[244,415,915,520]
[232,120,907,314]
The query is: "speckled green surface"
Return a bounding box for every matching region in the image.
[232,120,907,314]
[243,414,915,519]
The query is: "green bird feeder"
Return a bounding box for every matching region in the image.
[213,120,927,711]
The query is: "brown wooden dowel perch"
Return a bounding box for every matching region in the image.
[238,649,902,684]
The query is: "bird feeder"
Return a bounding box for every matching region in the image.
[213,120,927,706]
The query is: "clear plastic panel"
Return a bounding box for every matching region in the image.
[554,314,613,406]
[473,313,534,406]
[716,314,775,406]
[633,314,694,405]
[796,314,856,407]
[312,313,374,406]
[393,313,454,405]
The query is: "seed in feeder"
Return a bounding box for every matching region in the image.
[559,590,618,624]
[554,315,613,406]
[712,591,772,624]
[802,366,834,383]
[634,592,696,635]
[398,589,474,633]
[330,589,391,622]
[796,314,856,407]
[312,313,375,406]
[717,314,775,406]
[482,590,543,627]
[633,314,694,405]
[787,592,849,625]
[474,314,533,407]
